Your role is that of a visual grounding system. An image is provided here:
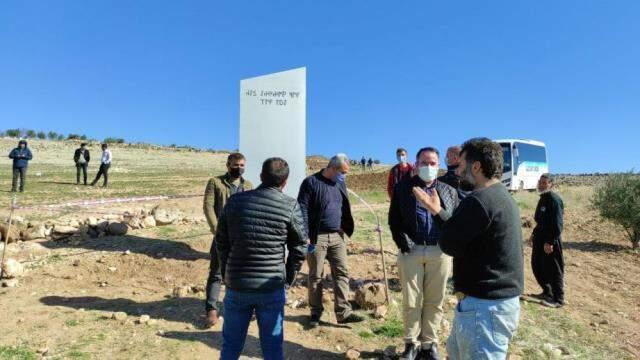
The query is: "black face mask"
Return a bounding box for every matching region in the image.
[229,168,244,178]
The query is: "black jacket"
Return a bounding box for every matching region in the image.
[297,171,354,244]
[216,185,307,292]
[434,183,524,299]
[74,148,90,164]
[388,177,460,253]
[437,166,460,189]
[533,191,564,245]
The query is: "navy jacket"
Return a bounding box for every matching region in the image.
[8,142,33,168]
[533,191,564,245]
[297,171,354,244]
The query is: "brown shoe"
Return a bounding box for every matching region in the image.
[205,310,219,328]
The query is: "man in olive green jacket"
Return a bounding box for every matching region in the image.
[203,152,253,327]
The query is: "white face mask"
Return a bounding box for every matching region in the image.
[397,155,407,164]
[418,165,439,182]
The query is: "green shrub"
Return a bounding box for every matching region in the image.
[592,172,640,249]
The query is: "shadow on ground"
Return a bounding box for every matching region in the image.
[39,234,209,261]
[40,295,205,327]
[564,240,629,253]
[162,330,382,359]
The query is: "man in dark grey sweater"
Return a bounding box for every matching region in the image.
[414,137,523,360]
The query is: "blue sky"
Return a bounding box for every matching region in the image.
[1,1,638,173]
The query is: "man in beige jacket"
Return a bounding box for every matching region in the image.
[203,152,253,327]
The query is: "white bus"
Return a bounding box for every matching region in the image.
[495,139,548,191]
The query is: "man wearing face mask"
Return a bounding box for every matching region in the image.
[387,148,414,199]
[413,138,523,360]
[388,147,459,360]
[437,146,462,189]
[298,153,364,327]
[203,152,253,327]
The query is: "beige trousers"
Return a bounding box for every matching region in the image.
[397,245,452,346]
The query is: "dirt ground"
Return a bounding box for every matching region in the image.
[0,139,638,359]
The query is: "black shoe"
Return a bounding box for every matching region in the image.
[399,343,419,360]
[309,314,320,328]
[421,343,440,360]
[337,313,365,324]
[541,299,563,308]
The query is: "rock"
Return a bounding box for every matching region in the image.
[383,346,396,358]
[138,315,151,324]
[127,217,142,230]
[191,285,205,293]
[345,348,360,359]
[172,286,191,298]
[21,224,47,241]
[152,205,181,226]
[107,222,128,236]
[12,216,26,224]
[87,217,99,226]
[72,259,81,267]
[96,221,109,232]
[558,346,571,355]
[373,305,388,319]
[108,267,117,272]
[550,348,563,359]
[147,319,158,326]
[289,298,308,309]
[36,347,49,355]
[68,219,80,228]
[156,330,165,336]
[542,343,554,354]
[355,283,386,310]
[53,225,78,235]
[123,250,131,256]
[1,279,19,287]
[142,216,156,228]
[112,312,127,321]
[0,224,20,244]
[1,258,24,278]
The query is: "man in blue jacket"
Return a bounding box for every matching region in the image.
[8,140,33,192]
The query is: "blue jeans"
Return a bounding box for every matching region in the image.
[221,288,286,360]
[446,296,520,360]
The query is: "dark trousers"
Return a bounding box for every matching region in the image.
[205,237,222,312]
[531,238,565,302]
[76,163,88,184]
[11,167,27,192]
[92,163,110,186]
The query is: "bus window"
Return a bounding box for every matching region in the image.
[500,143,512,173]
[515,142,547,169]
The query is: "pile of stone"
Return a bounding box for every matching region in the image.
[2,205,205,243]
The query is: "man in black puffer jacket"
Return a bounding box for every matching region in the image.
[216,157,307,360]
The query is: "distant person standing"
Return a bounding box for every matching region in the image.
[203,152,253,327]
[91,143,112,188]
[298,154,364,327]
[74,143,91,185]
[8,140,33,192]
[216,157,307,360]
[387,148,414,199]
[367,157,374,170]
[414,137,523,360]
[437,146,462,189]
[360,156,366,171]
[530,174,565,308]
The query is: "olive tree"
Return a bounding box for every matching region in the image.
[592,172,640,249]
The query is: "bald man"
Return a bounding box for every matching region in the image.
[438,146,462,189]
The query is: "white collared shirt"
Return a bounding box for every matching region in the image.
[101,149,112,164]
